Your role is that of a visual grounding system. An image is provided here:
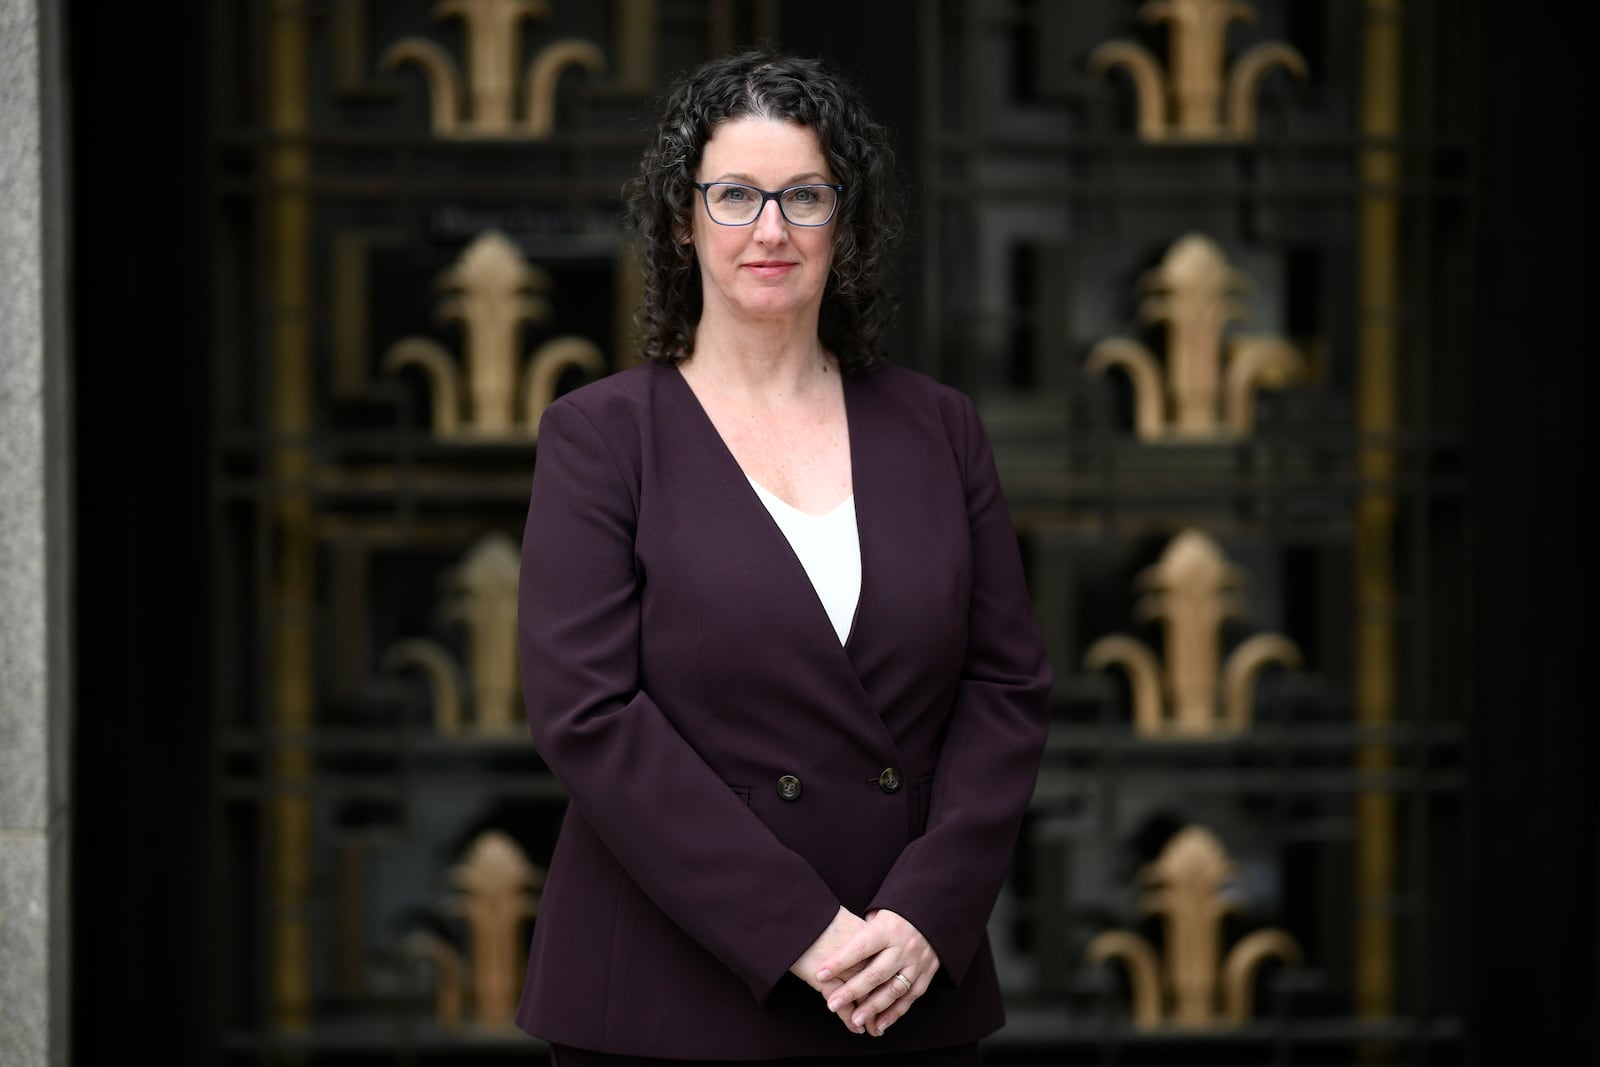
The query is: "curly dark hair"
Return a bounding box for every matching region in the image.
[626,49,903,372]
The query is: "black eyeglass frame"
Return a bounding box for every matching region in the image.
[691,182,846,227]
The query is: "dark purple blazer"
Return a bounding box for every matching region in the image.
[516,360,1051,1059]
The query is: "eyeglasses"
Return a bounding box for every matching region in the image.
[692,182,844,227]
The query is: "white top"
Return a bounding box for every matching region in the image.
[747,478,862,645]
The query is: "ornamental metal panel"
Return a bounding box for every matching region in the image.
[205,2,1473,1063]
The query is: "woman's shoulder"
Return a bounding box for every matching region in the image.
[544,360,664,421]
[540,362,692,449]
[856,360,973,404]
[851,361,980,439]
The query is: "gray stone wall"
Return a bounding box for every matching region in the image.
[1,0,70,1063]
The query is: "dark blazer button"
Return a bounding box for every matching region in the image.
[876,767,903,794]
[777,775,803,801]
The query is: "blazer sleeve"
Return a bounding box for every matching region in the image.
[519,398,842,1003]
[866,394,1053,984]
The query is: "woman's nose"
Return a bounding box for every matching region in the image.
[752,198,788,240]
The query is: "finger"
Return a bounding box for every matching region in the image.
[819,983,866,1035]
[814,966,869,1033]
[830,997,863,1034]
[817,959,864,989]
[868,996,912,1037]
[815,976,846,999]
[813,964,862,1025]
[798,907,866,982]
[830,949,902,1016]
[850,973,913,1033]
[816,926,889,983]
[868,960,938,1036]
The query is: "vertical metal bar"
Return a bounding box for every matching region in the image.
[330,0,367,94]
[1356,0,1402,1028]
[1408,3,1439,1056]
[615,0,657,94]
[267,0,313,1032]
[248,0,280,1052]
[250,15,277,1056]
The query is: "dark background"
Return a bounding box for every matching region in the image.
[67,2,1593,1063]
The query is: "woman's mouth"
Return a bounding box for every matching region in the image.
[744,260,797,279]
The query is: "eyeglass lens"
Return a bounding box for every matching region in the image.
[700,183,838,226]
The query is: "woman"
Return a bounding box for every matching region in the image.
[516,50,1051,1065]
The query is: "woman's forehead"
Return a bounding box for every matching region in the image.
[698,117,829,180]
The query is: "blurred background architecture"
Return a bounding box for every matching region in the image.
[1,1,1592,1064]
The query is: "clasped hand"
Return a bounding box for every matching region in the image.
[789,906,940,1037]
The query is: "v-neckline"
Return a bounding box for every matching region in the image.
[746,476,854,521]
[669,363,866,651]
[672,362,855,516]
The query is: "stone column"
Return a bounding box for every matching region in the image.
[0,0,71,1063]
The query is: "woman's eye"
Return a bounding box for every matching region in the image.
[717,186,752,202]
[789,188,817,204]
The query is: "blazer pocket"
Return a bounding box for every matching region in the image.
[728,785,751,805]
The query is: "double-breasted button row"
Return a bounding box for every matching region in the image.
[774,769,903,800]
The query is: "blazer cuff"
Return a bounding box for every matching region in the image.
[863,892,982,988]
[744,891,843,1005]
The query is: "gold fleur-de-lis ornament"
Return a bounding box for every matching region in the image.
[1090,0,1308,141]
[384,231,605,441]
[383,0,606,139]
[1087,825,1302,1027]
[1085,529,1303,738]
[1086,234,1306,442]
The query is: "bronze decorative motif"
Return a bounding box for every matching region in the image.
[382,0,606,139]
[403,831,545,1027]
[1085,529,1302,738]
[383,534,523,736]
[384,231,605,441]
[1090,0,1307,142]
[1087,233,1305,442]
[1086,825,1302,1027]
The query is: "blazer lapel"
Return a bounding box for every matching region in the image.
[659,366,879,705]
[837,368,965,728]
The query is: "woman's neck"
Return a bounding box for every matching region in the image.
[682,318,835,404]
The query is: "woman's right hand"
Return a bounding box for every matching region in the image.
[789,906,870,1032]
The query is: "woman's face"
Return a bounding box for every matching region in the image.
[688,116,837,333]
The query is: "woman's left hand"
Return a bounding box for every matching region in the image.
[814,908,940,1036]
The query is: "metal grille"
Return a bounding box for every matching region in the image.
[209,3,777,1061]
[204,2,1474,1063]
[920,2,1472,1064]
